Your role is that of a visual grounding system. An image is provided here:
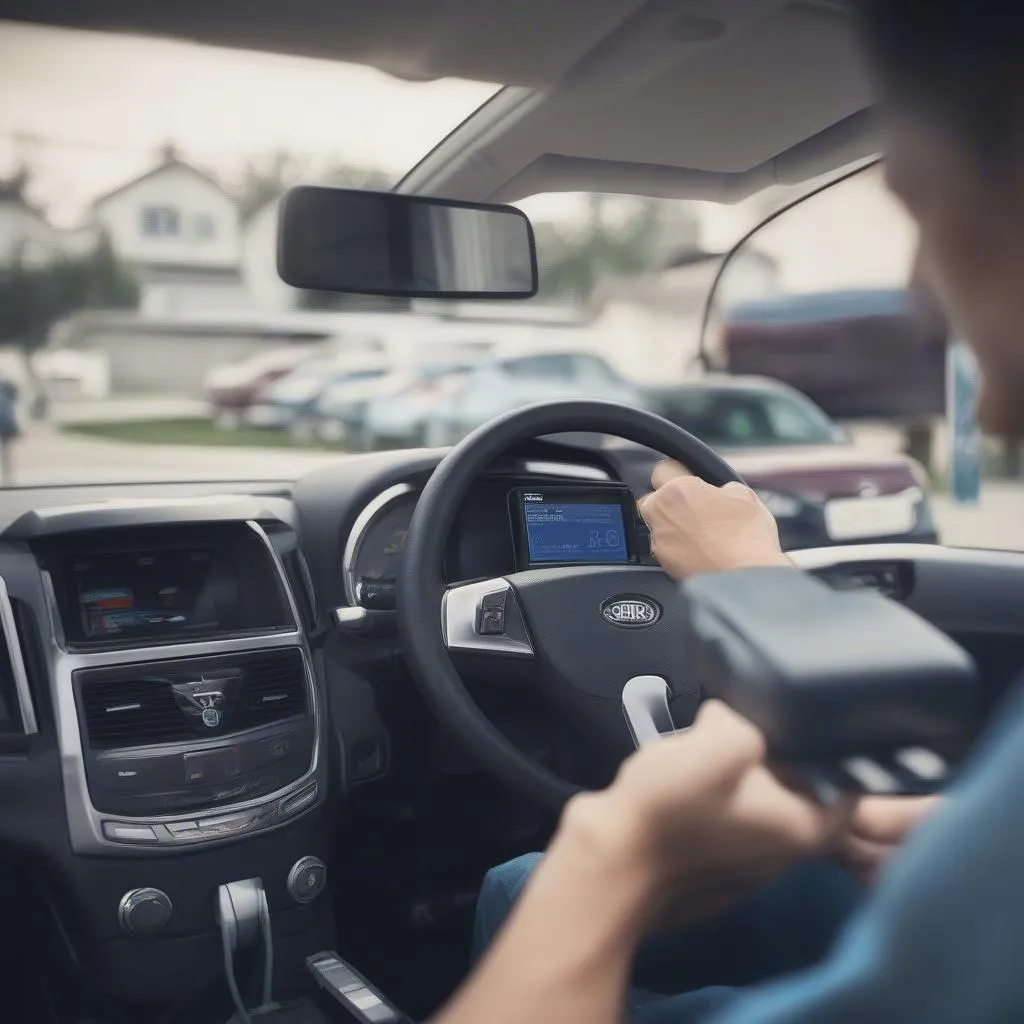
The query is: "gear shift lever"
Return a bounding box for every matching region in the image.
[217,878,274,1023]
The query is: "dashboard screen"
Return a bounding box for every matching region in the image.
[517,488,633,565]
[71,549,225,640]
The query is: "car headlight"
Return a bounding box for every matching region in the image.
[754,489,802,518]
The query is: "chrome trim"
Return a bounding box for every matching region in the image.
[247,519,303,629]
[342,483,416,606]
[622,675,676,749]
[441,578,533,656]
[790,542,1024,572]
[334,606,368,631]
[40,530,324,855]
[0,574,38,734]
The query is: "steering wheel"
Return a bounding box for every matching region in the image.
[398,401,744,810]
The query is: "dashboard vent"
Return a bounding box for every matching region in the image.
[76,647,308,750]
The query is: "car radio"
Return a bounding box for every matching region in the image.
[508,484,641,570]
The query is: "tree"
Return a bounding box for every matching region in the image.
[536,195,664,301]
[237,149,392,222]
[0,233,139,353]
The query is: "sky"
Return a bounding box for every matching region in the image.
[0,18,859,268]
[0,20,498,225]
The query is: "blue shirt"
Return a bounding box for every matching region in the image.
[709,686,1024,1023]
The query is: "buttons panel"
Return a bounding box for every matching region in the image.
[101,782,318,847]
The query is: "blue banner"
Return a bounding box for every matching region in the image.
[947,340,981,505]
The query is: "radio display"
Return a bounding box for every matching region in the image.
[511,485,637,567]
[71,549,228,641]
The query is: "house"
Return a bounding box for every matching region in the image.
[92,147,247,317]
[241,196,301,312]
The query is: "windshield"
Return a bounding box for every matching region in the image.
[2,23,1022,558]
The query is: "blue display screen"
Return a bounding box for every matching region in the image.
[523,501,629,564]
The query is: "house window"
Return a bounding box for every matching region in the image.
[141,206,180,237]
[193,213,215,240]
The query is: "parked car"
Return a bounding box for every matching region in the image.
[244,354,391,432]
[203,346,320,429]
[312,358,484,449]
[366,350,640,448]
[631,376,938,550]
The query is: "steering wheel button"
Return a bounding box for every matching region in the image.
[476,590,508,635]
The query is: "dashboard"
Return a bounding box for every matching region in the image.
[1,438,1024,1011]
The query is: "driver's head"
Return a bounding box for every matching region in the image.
[858,2,1024,436]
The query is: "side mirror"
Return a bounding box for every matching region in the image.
[277,186,539,300]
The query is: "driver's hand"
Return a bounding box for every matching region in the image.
[834,794,942,885]
[638,459,789,579]
[573,700,854,931]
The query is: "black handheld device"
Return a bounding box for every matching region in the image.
[680,567,982,794]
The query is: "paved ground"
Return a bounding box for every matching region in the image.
[4,404,1023,551]
[930,484,1024,551]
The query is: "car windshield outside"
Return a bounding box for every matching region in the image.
[1,21,1021,552]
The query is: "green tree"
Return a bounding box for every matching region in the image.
[537,195,664,301]
[237,149,392,222]
[0,233,139,353]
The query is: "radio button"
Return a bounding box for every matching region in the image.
[282,783,317,818]
[197,811,256,834]
[103,822,158,843]
[165,820,199,834]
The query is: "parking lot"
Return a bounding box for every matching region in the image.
[5,417,1022,553]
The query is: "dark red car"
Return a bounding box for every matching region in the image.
[203,346,319,429]
[635,376,937,550]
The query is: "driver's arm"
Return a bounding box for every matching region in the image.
[430,701,853,1024]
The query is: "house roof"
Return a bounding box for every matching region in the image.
[92,150,235,209]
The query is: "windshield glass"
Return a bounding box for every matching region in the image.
[0,21,500,484]
[651,388,839,448]
[3,23,1022,557]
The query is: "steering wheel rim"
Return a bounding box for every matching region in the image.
[397,400,744,810]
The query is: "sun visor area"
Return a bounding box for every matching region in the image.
[771,108,881,185]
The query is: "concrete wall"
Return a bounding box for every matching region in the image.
[69,325,324,394]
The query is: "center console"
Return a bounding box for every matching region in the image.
[30,516,324,854]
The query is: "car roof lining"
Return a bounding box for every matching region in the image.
[2,0,876,204]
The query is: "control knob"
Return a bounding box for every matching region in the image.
[118,887,173,936]
[287,855,328,905]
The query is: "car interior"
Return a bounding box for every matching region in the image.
[0,1,1021,1022]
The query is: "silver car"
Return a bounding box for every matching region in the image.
[364,351,641,448]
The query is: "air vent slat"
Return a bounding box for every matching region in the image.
[77,648,307,749]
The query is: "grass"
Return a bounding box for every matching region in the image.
[63,417,336,450]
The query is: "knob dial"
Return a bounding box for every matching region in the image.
[118,887,173,936]
[287,856,327,905]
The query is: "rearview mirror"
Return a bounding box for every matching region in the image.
[277,186,538,299]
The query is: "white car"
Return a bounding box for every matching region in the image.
[364,351,641,448]
[312,358,483,448]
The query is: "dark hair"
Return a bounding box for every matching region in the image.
[857,1,1024,170]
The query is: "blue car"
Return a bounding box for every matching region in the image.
[244,356,390,434]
